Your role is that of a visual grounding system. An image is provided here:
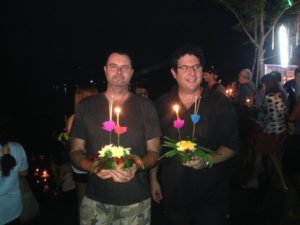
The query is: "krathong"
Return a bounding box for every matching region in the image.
[58,127,69,144]
[93,100,144,172]
[160,97,213,166]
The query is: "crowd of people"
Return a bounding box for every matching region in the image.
[1,43,300,225]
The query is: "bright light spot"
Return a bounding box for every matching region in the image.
[90,80,94,83]
[114,107,121,114]
[288,0,292,7]
[279,25,289,68]
[173,104,179,113]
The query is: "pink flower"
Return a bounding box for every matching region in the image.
[102,120,116,132]
[173,119,184,129]
[114,125,128,135]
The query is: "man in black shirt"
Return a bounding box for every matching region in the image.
[69,51,161,225]
[150,45,239,225]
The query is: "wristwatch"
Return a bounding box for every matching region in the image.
[205,160,213,168]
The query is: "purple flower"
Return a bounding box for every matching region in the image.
[173,119,184,129]
[191,114,201,124]
[102,120,116,132]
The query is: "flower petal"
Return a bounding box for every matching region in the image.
[191,114,201,124]
[114,125,128,135]
[102,120,116,132]
[173,119,184,129]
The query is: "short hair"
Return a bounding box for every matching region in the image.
[203,65,219,75]
[105,51,134,68]
[170,44,205,69]
[203,65,220,80]
[239,68,252,80]
[270,71,282,82]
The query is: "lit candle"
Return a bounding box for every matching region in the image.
[173,105,180,119]
[245,98,251,107]
[109,98,114,120]
[194,96,197,114]
[115,107,121,125]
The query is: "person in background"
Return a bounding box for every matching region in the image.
[235,68,257,107]
[243,74,288,191]
[134,87,149,98]
[202,65,225,94]
[150,44,238,225]
[56,149,76,205]
[0,115,29,225]
[284,68,300,113]
[69,51,161,225]
[270,71,288,106]
[283,45,300,217]
[66,83,99,207]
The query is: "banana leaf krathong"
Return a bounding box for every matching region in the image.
[160,136,214,165]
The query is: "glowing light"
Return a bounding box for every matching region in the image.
[279,25,289,68]
[288,0,292,7]
[173,105,180,119]
[115,107,121,125]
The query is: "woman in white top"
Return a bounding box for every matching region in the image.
[243,74,288,191]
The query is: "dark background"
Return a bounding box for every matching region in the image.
[1,0,278,153]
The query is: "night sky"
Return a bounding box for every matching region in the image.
[1,0,262,152]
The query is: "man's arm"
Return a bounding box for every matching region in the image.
[184,145,235,170]
[142,137,161,169]
[70,137,112,179]
[69,137,93,173]
[150,165,163,203]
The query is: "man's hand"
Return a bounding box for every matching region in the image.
[150,179,163,203]
[110,164,137,183]
[183,157,207,170]
[95,169,112,180]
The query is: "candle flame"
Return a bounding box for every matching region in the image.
[173,104,179,112]
[115,107,121,114]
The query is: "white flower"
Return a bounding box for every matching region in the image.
[98,144,131,158]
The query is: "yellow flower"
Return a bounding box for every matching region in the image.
[98,144,131,158]
[176,140,196,152]
[111,145,130,158]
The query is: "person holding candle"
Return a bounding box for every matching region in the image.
[234,68,257,107]
[69,51,161,225]
[150,44,239,225]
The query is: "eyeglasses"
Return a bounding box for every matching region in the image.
[107,63,132,73]
[177,64,202,72]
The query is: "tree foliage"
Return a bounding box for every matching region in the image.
[218,0,300,84]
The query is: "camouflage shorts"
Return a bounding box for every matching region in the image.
[80,196,151,225]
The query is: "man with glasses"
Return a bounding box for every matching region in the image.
[150,44,238,225]
[69,51,161,225]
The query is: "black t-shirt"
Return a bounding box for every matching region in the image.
[70,93,161,205]
[156,90,239,209]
